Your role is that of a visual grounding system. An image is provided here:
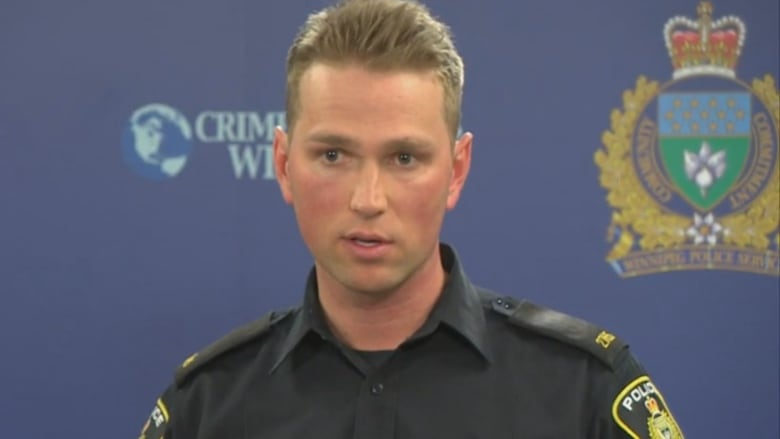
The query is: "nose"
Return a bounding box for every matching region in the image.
[349,163,387,217]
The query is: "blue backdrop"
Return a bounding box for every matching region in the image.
[1,1,777,437]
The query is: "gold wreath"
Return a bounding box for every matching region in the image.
[720,75,779,250]
[647,414,684,439]
[594,75,780,260]
[594,77,688,260]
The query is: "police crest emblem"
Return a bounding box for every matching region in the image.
[645,397,683,439]
[612,376,684,439]
[595,2,779,277]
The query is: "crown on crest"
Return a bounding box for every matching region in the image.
[663,1,746,79]
[644,397,661,415]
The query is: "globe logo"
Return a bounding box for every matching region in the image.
[122,103,193,180]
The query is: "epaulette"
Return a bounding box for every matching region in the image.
[490,296,627,370]
[174,309,292,386]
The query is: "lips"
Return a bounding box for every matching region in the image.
[344,232,391,246]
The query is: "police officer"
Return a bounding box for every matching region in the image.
[139,1,684,437]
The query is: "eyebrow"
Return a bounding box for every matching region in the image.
[304,133,358,149]
[304,132,436,151]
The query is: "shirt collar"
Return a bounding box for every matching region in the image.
[429,244,492,363]
[270,243,491,373]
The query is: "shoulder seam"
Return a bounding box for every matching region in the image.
[174,309,292,387]
[490,296,628,370]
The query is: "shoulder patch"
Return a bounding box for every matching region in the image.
[174,309,291,386]
[139,397,170,439]
[612,375,685,438]
[490,296,627,369]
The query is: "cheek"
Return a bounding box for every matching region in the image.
[290,174,343,244]
[400,175,450,221]
[290,167,346,215]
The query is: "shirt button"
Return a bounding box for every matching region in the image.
[370,383,384,395]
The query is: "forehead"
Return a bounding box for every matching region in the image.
[294,63,448,138]
[300,62,443,100]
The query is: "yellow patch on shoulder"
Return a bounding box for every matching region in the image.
[612,376,684,439]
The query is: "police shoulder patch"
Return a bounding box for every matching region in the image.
[138,397,170,439]
[612,375,684,439]
[174,309,292,386]
[490,296,627,369]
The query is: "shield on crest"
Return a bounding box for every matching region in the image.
[657,92,751,211]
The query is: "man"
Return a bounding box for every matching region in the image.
[139,0,684,437]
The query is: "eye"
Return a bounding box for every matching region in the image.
[396,152,414,166]
[323,150,340,162]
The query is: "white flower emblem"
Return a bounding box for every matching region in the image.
[684,141,726,197]
[686,212,723,245]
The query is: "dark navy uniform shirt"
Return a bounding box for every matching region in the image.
[139,245,684,439]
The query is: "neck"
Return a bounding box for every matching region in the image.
[316,251,445,351]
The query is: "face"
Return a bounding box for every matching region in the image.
[274,63,472,297]
[133,117,163,164]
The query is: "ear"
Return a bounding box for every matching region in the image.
[273,126,293,204]
[446,131,473,210]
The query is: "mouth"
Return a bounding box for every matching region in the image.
[350,238,384,247]
[344,233,391,247]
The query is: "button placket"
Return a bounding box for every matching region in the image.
[353,369,397,439]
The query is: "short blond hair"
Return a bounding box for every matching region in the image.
[285,0,464,139]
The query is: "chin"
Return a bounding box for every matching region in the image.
[342,273,404,297]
